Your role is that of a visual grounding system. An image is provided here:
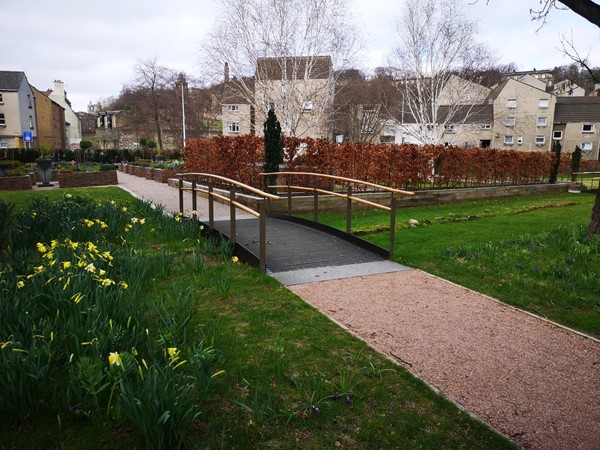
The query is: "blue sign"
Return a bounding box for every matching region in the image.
[23,131,33,142]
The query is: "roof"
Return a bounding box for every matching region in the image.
[256,56,332,80]
[0,71,25,91]
[439,104,494,124]
[554,96,600,123]
[222,79,254,104]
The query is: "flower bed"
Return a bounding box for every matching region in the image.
[56,170,118,188]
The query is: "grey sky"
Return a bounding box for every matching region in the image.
[1,0,598,112]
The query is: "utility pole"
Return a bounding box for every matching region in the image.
[176,73,187,149]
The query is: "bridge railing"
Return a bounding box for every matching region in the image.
[177,172,280,271]
[261,171,415,257]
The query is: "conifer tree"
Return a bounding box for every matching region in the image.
[263,108,283,191]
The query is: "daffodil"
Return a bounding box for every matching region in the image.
[100,278,114,287]
[131,217,139,224]
[231,256,239,264]
[99,269,107,276]
[108,352,122,367]
[167,347,178,358]
[71,292,84,304]
[16,281,24,289]
[139,218,146,225]
[84,219,95,228]
[84,263,96,273]
[62,261,71,269]
[65,193,72,199]
[36,243,47,253]
[110,200,116,206]
[50,240,58,249]
[121,207,128,212]
[175,217,181,222]
[118,281,128,290]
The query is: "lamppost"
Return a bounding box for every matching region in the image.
[176,73,187,149]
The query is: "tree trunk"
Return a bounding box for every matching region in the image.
[588,189,600,235]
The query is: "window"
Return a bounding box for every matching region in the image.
[535,135,545,145]
[480,124,491,129]
[28,94,32,108]
[537,117,547,127]
[582,124,595,133]
[581,142,593,151]
[228,122,240,133]
[227,105,239,112]
[0,138,7,149]
[29,115,34,129]
[361,124,374,134]
[506,117,515,127]
[517,136,523,145]
[444,124,456,133]
[0,92,3,104]
[507,99,517,108]
[302,101,313,111]
[553,131,563,140]
[539,99,549,109]
[504,135,514,145]
[0,113,5,126]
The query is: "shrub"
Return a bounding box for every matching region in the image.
[99,164,116,172]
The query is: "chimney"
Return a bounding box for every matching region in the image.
[53,80,65,97]
[224,62,230,83]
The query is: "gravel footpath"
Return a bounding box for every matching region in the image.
[117,172,600,449]
[117,171,241,219]
[291,270,600,450]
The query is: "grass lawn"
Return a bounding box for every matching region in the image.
[303,192,600,337]
[0,189,514,449]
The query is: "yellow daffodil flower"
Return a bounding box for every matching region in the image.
[16,281,24,289]
[121,207,127,212]
[118,281,128,290]
[71,292,83,304]
[65,193,72,199]
[100,278,113,287]
[62,261,71,269]
[231,256,239,264]
[36,243,47,253]
[167,347,178,358]
[84,263,96,273]
[108,352,122,367]
[139,218,146,225]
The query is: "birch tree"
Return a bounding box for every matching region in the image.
[391,0,491,144]
[202,0,360,137]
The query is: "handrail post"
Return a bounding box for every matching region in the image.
[313,178,319,223]
[389,193,396,258]
[191,177,197,218]
[287,174,292,214]
[208,180,214,231]
[259,201,267,272]
[229,188,236,245]
[178,175,184,214]
[346,183,352,234]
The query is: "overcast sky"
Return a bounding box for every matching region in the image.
[1,0,598,112]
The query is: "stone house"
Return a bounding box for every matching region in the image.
[46,80,82,150]
[31,85,66,151]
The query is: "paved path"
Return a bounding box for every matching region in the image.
[115,172,600,449]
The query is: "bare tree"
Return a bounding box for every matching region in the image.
[129,58,176,151]
[202,0,360,137]
[391,0,491,144]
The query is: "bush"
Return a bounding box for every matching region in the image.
[99,164,116,172]
[4,168,28,177]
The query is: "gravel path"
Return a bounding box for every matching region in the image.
[117,173,600,449]
[290,270,600,450]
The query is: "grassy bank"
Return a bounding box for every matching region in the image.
[0,190,513,449]
[303,192,600,337]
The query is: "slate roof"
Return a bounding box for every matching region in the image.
[0,71,25,91]
[256,56,332,80]
[438,104,494,124]
[554,96,600,123]
[222,79,254,104]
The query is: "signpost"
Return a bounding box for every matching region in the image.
[23,131,32,149]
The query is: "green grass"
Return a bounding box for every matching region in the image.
[0,187,135,211]
[0,189,514,449]
[301,192,600,337]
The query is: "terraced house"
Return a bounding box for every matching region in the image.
[0,71,38,150]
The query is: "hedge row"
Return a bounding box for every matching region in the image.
[183,137,571,190]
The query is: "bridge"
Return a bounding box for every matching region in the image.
[176,172,415,284]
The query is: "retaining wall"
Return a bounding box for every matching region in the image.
[56,171,118,188]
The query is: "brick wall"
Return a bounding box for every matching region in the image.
[56,171,118,188]
[0,175,33,190]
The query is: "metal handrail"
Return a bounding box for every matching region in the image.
[260,171,415,257]
[177,172,281,271]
